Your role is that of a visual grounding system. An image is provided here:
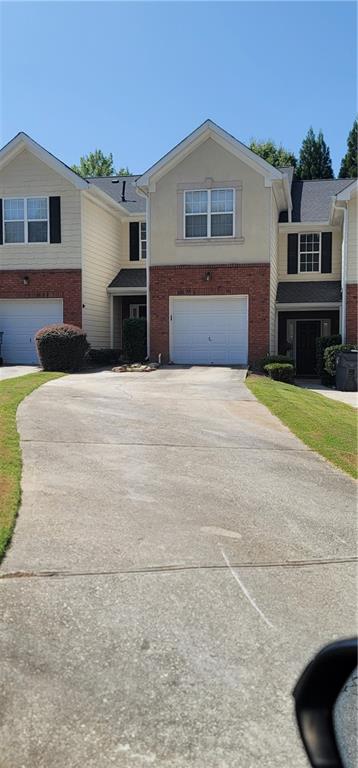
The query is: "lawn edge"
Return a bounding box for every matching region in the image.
[0,372,65,563]
[246,375,357,480]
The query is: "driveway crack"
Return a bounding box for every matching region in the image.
[1,556,356,581]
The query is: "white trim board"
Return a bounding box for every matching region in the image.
[137,120,283,191]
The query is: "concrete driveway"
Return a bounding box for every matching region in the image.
[0,364,40,381]
[0,366,356,767]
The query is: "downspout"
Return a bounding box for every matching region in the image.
[136,185,150,357]
[146,192,151,359]
[340,203,348,342]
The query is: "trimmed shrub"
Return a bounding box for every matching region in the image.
[323,344,355,379]
[316,334,341,381]
[86,348,122,367]
[36,324,89,372]
[123,318,147,362]
[259,354,295,373]
[264,363,295,383]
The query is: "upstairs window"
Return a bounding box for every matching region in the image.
[140,222,147,259]
[299,233,320,272]
[3,197,48,244]
[184,188,234,239]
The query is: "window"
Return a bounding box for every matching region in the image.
[184,188,234,239]
[140,222,147,259]
[3,197,48,244]
[299,233,320,273]
[129,303,146,319]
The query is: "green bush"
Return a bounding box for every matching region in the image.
[323,344,355,378]
[264,363,295,383]
[259,354,295,373]
[86,348,122,367]
[123,318,147,362]
[316,334,341,380]
[35,324,89,372]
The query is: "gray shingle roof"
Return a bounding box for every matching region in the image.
[279,179,352,223]
[276,281,342,304]
[88,176,146,214]
[108,268,146,289]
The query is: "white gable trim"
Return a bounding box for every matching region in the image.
[136,119,283,190]
[335,179,358,201]
[0,132,88,190]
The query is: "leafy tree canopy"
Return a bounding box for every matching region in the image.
[249,139,297,168]
[339,119,357,178]
[296,128,334,179]
[71,149,131,178]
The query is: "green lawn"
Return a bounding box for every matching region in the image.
[246,375,357,479]
[0,372,64,562]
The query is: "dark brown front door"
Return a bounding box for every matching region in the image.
[296,320,321,375]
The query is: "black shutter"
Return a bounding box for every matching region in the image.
[321,232,332,273]
[0,199,2,245]
[49,197,61,243]
[130,222,139,261]
[287,233,298,274]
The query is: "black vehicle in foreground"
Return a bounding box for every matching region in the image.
[294,638,357,768]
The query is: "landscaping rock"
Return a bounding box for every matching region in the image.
[112,363,159,373]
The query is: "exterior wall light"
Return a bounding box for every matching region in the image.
[205,271,212,282]
[23,276,29,286]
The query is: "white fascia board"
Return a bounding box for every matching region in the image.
[278,221,335,230]
[335,179,358,201]
[107,286,147,295]
[0,132,88,190]
[136,119,283,189]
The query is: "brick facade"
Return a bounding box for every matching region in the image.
[346,283,357,344]
[0,269,82,326]
[150,263,270,364]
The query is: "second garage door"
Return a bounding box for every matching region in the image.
[0,299,63,364]
[170,296,248,365]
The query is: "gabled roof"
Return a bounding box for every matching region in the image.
[136,119,283,190]
[0,132,88,190]
[334,178,358,201]
[279,179,350,223]
[88,175,146,213]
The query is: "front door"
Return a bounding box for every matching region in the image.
[296,320,321,375]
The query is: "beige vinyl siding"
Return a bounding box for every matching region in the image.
[347,197,358,284]
[81,195,122,347]
[0,148,81,269]
[269,192,279,352]
[150,137,271,266]
[278,226,341,281]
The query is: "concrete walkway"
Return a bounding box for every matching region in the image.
[0,366,356,768]
[0,365,40,381]
[297,378,358,408]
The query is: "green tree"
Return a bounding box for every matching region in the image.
[117,166,131,176]
[72,149,117,177]
[296,128,334,179]
[249,139,297,168]
[339,119,358,178]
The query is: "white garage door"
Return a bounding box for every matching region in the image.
[0,299,63,364]
[170,296,248,365]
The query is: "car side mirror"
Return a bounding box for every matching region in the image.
[293,638,357,767]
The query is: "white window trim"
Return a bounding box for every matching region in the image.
[129,303,146,319]
[298,232,321,274]
[184,188,235,240]
[2,196,49,245]
[139,221,147,260]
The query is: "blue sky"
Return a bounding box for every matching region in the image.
[1,2,356,176]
